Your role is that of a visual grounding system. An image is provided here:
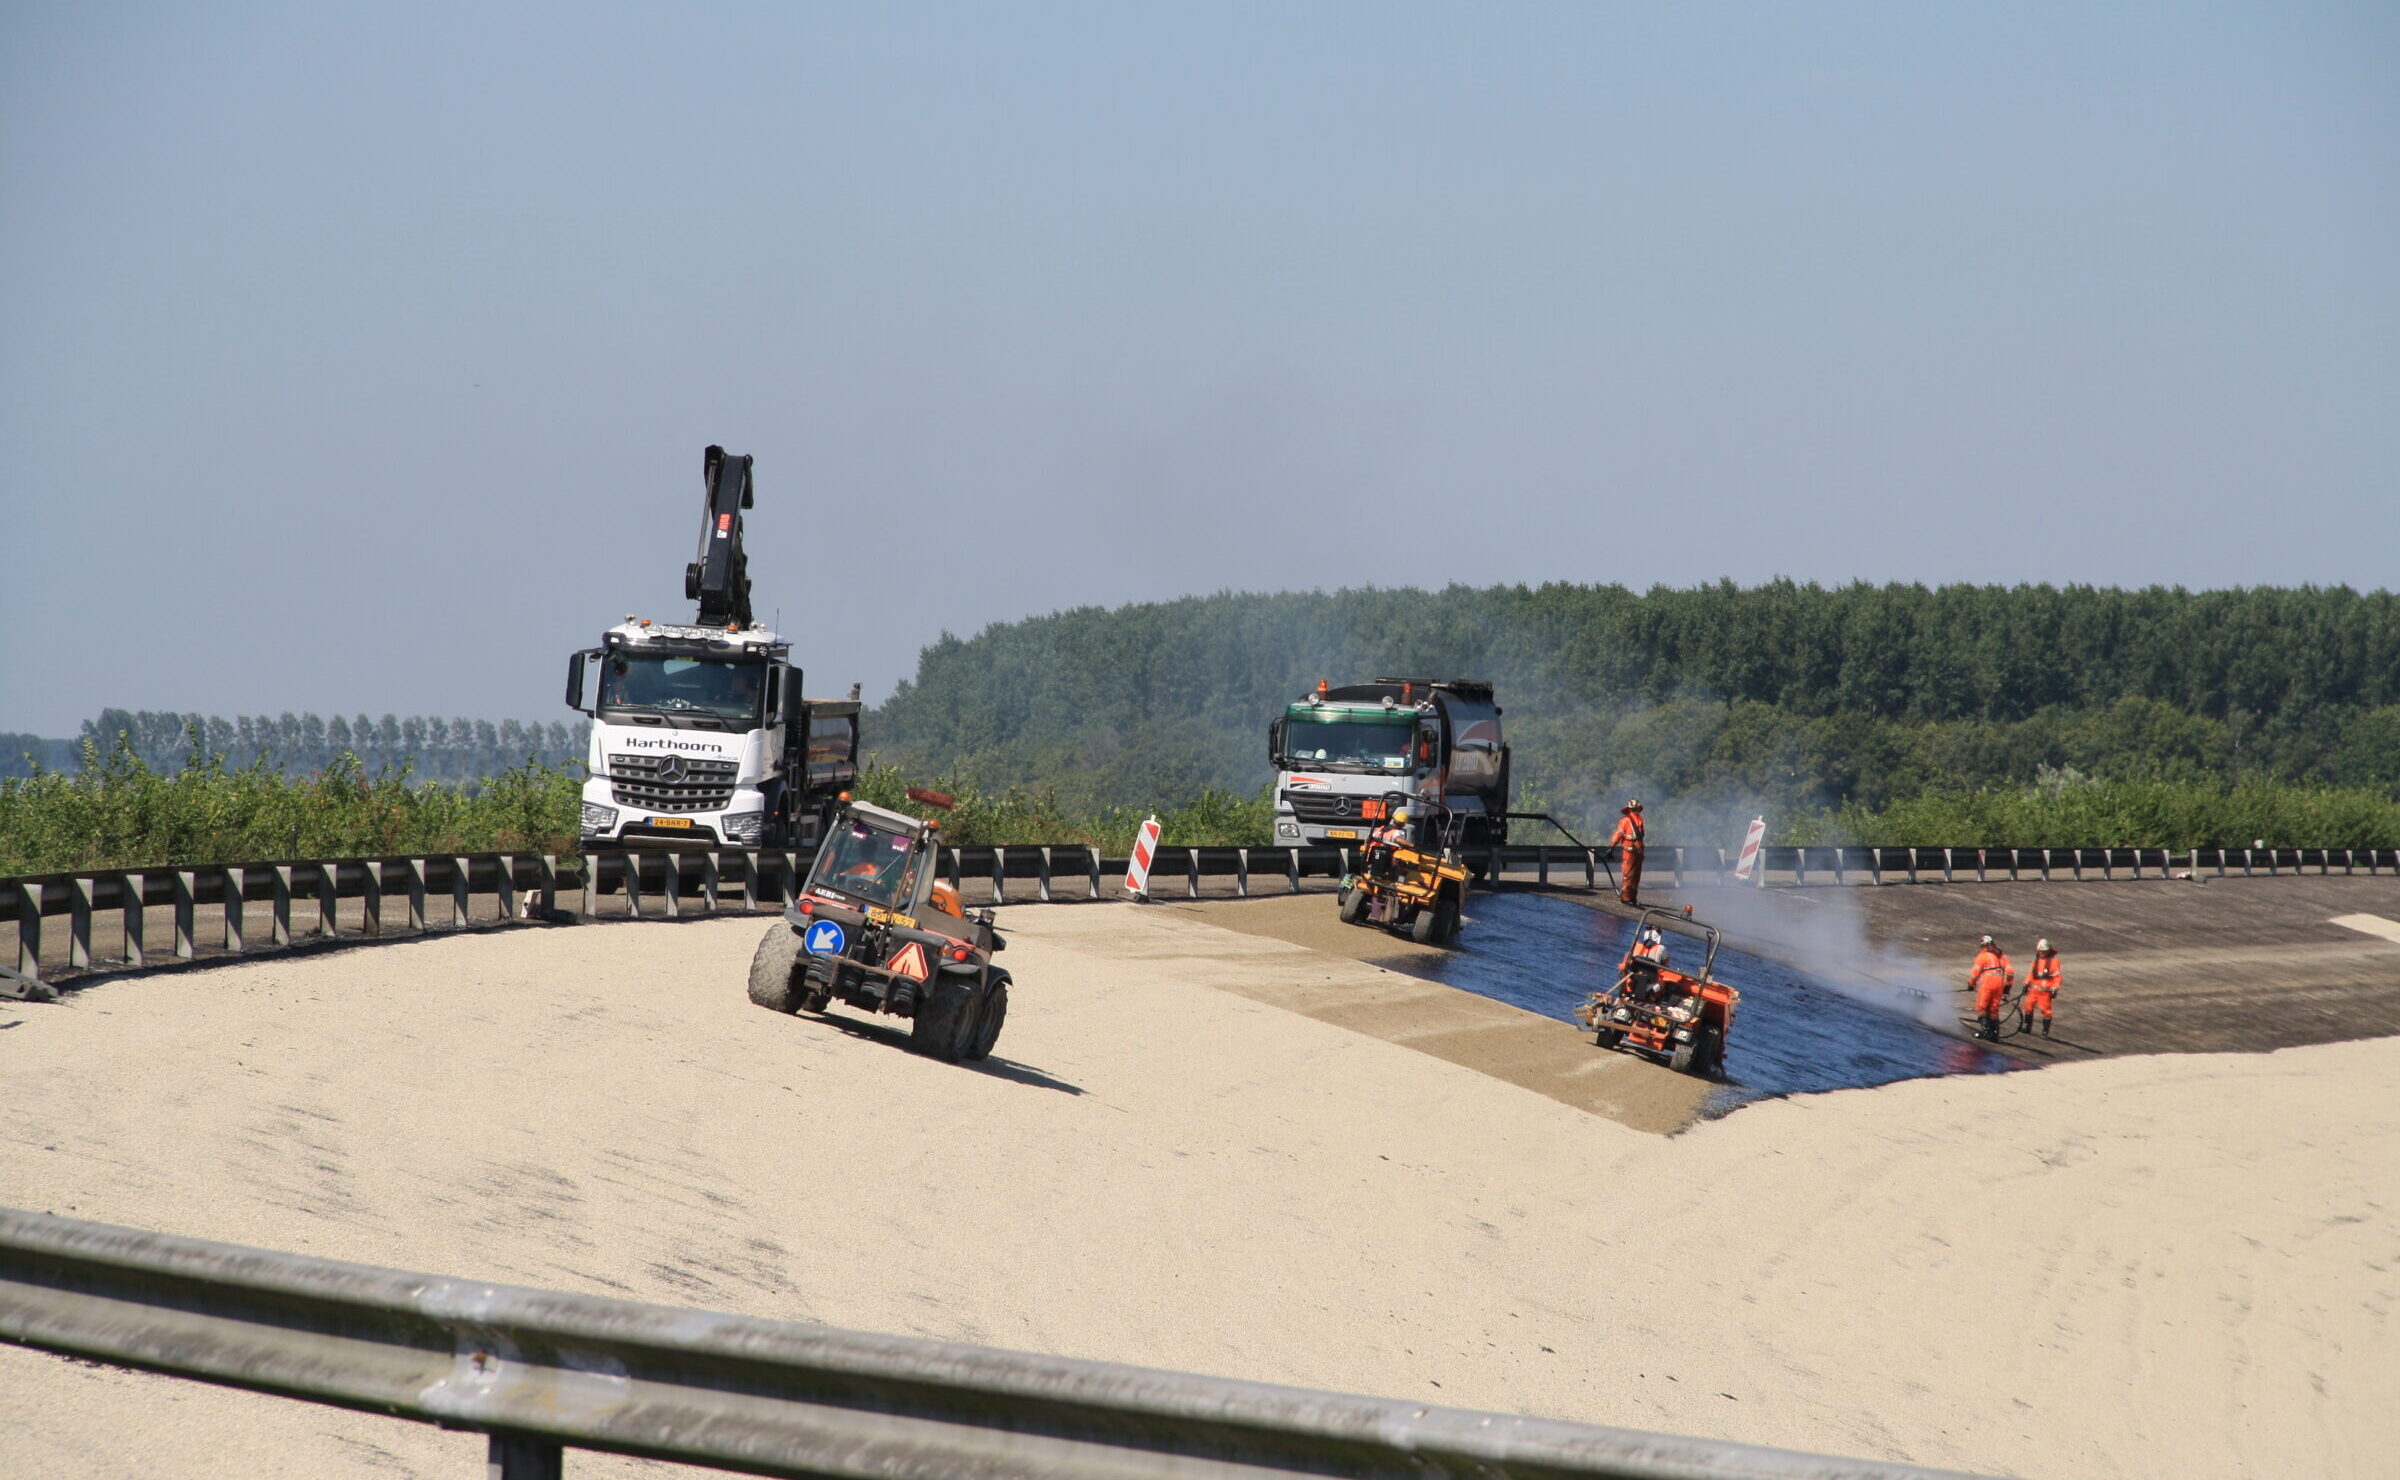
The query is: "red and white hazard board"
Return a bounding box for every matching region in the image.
[884,940,930,982]
[1123,815,1164,898]
[1733,816,1767,882]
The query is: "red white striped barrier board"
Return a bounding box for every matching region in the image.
[1122,815,1164,898]
[1733,816,1767,882]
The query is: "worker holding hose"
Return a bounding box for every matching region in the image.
[1967,935,2014,1040]
[1611,800,1646,904]
[2022,940,2062,1037]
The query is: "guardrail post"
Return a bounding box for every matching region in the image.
[702,852,721,913]
[1037,849,1054,904]
[1234,849,1250,899]
[1974,848,1986,884]
[487,1432,563,1480]
[491,855,516,922]
[15,881,42,979]
[1287,848,1302,894]
[1833,847,1846,886]
[173,870,197,959]
[1905,849,1919,885]
[1536,845,1550,886]
[407,859,428,932]
[990,848,1007,906]
[1583,847,1596,889]
[624,854,643,919]
[2241,847,2253,877]
[661,854,683,920]
[1086,847,1102,901]
[449,856,472,927]
[1940,848,1953,884]
[222,867,246,952]
[362,862,384,936]
[740,851,759,911]
[316,862,339,938]
[269,867,291,946]
[537,855,558,918]
[69,878,94,970]
[1187,850,1200,900]
[579,856,598,920]
[1668,846,1682,888]
[1792,847,1806,887]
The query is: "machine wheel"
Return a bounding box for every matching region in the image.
[1670,1033,1700,1074]
[1411,894,1458,945]
[1338,885,1370,924]
[1693,1025,1725,1077]
[911,977,980,1062]
[967,973,1009,1061]
[747,924,802,1012]
[1593,1026,1624,1050]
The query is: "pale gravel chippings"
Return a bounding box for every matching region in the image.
[1,905,2393,1479]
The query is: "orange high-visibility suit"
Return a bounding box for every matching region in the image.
[2024,951,2061,1024]
[1969,946,2014,1037]
[1611,810,1646,904]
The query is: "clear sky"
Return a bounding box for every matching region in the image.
[3,2,2394,736]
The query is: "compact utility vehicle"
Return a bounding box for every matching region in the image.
[1335,798,1470,945]
[1574,907,1738,1077]
[746,790,1008,1062]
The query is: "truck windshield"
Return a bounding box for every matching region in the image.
[599,654,763,721]
[1283,717,1414,770]
[808,819,922,910]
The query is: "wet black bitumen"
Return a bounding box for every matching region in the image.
[1378,891,2021,1113]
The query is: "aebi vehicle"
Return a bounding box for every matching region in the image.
[1270,679,1508,849]
[746,790,1010,1063]
[1335,800,1470,945]
[1575,908,1739,1077]
[565,447,859,850]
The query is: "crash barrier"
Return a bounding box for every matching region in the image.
[0,852,571,997]
[0,1207,1984,1480]
[10,844,2393,992]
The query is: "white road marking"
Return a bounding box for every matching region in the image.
[2328,914,2400,947]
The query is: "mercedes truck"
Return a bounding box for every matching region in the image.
[1269,678,1509,848]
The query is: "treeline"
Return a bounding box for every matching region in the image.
[868,582,2400,841]
[0,744,581,875]
[0,710,588,782]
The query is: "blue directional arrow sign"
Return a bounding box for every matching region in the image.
[803,920,847,957]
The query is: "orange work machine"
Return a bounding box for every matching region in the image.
[1574,907,1739,1077]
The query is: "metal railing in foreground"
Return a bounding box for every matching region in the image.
[0,1207,1984,1480]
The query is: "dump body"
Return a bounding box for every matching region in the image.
[1270,679,1508,848]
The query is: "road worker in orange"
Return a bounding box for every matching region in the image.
[1363,806,1412,880]
[1967,934,2014,1040]
[1611,800,1646,904]
[2022,939,2061,1036]
[1619,927,1669,1001]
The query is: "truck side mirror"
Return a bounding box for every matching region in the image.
[565,651,596,714]
[1268,717,1285,764]
[764,665,785,724]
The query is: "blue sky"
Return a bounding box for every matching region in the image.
[3,2,2394,734]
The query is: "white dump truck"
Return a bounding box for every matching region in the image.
[1269,678,1509,850]
[564,446,858,851]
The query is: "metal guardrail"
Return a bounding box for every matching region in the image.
[6,843,2392,991]
[0,1207,1986,1480]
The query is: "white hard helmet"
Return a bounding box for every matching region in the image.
[1642,929,1662,944]
[1980,934,1995,947]
[2037,938,2052,952]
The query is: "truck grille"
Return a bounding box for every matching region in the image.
[610,754,739,813]
[1285,790,1380,825]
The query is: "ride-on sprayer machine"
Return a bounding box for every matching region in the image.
[1575,907,1739,1077]
[1335,796,1472,945]
[746,787,1011,1063]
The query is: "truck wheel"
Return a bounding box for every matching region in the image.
[1338,886,1369,924]
[747,924,802,1012]
[911,978,978,1062]
[967,973,1009,1060]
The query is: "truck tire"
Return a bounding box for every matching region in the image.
[911,977,979,1062]
[747,924,802,1013]
[1338,885,1370,924]
[967,973,1009,1061]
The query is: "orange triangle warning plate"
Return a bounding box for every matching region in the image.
[885,940,931,982]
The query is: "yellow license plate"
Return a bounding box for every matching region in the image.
[649,817,693,829]
[1326,828,1358,840]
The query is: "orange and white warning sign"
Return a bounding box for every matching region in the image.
[884,940,930,982]
[1123,814,1164,898]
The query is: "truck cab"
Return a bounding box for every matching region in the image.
[1269,678,1508,850]
[565,618,857,849]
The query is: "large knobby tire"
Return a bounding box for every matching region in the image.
[911,977,980,1062]
[967,973,1009,1061]
[1410,893,1458,946]
[747,924,802,1013]
[1669,1033,1700,1074]
[1694,1024,1726,1077]
[1338,886,1370,925]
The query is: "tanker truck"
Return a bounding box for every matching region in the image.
[1268,678,1509,849]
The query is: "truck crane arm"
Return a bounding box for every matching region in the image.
[684,444,756,629]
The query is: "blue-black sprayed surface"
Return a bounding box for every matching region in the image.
[1374,890,2020,1113]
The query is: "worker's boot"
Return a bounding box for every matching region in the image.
[2040,1018,2051,1037]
